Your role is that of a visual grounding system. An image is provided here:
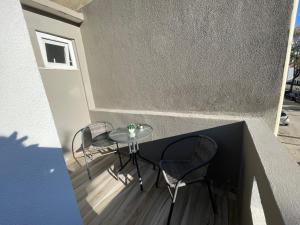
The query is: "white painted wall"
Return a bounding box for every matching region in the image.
[0,3,82,224]
[0,0,60,147]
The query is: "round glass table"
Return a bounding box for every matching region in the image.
[109,124,154,191]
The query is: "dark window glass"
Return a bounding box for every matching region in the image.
[45,43,66,63]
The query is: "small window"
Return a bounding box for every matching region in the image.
[36,32,77,70]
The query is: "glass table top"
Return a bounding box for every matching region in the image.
[109,124,153,144]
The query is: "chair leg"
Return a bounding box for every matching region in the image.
[136,151,156,170]
[118,154,132,173]
[83,147,92,180]
[167,186,178,225]
[71,129,82,160]
[206,179,217,214]
[133,153,143,191]
[116,143,123,168]
[156,168,161,188]
[71,146,76,160]
[167,202,175,225]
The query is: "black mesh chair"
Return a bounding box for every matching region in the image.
[72,122,123,180]
[155,135,218,225]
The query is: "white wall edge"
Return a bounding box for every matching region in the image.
[274,0,299,136]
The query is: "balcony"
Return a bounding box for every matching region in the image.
[1,0,300,225]
[67,118,300,225]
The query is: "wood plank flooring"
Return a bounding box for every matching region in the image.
[66,150,234,225]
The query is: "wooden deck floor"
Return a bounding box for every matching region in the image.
[66,150,234,225]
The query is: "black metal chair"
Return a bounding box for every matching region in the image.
[72,122,123,180]
[155,135,218,225]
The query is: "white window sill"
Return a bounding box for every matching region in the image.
[38,67,79,71]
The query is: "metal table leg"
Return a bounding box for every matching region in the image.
[116,141,146,191]
[82,146,92,180]
[116,143,123,168]
[133,152,143,191]
[129,141,144,191]
[136,142,156,170]
[118,154,132,173]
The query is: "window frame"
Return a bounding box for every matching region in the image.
[36,31,77,70]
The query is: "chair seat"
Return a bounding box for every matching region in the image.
[160,160,207,188]
[92,132,115,148]
[75,133,116,153]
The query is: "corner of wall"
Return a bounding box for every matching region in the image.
[274,0,299,136]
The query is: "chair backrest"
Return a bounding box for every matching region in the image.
[181,135,217,182]
[81,122,114,149]
[87,122,113,139]
[163,135,217,163]
[82,126,93,149]
[191,135,217,166]
[162,135,217,183]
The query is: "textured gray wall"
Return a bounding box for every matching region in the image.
[81,0,293,129]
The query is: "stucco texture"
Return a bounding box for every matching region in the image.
[0,0,61,147]
[0,1,82,224]
[81,0,293,129]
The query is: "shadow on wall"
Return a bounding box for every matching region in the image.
[135,122,244,190]
[0,132,84,225]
